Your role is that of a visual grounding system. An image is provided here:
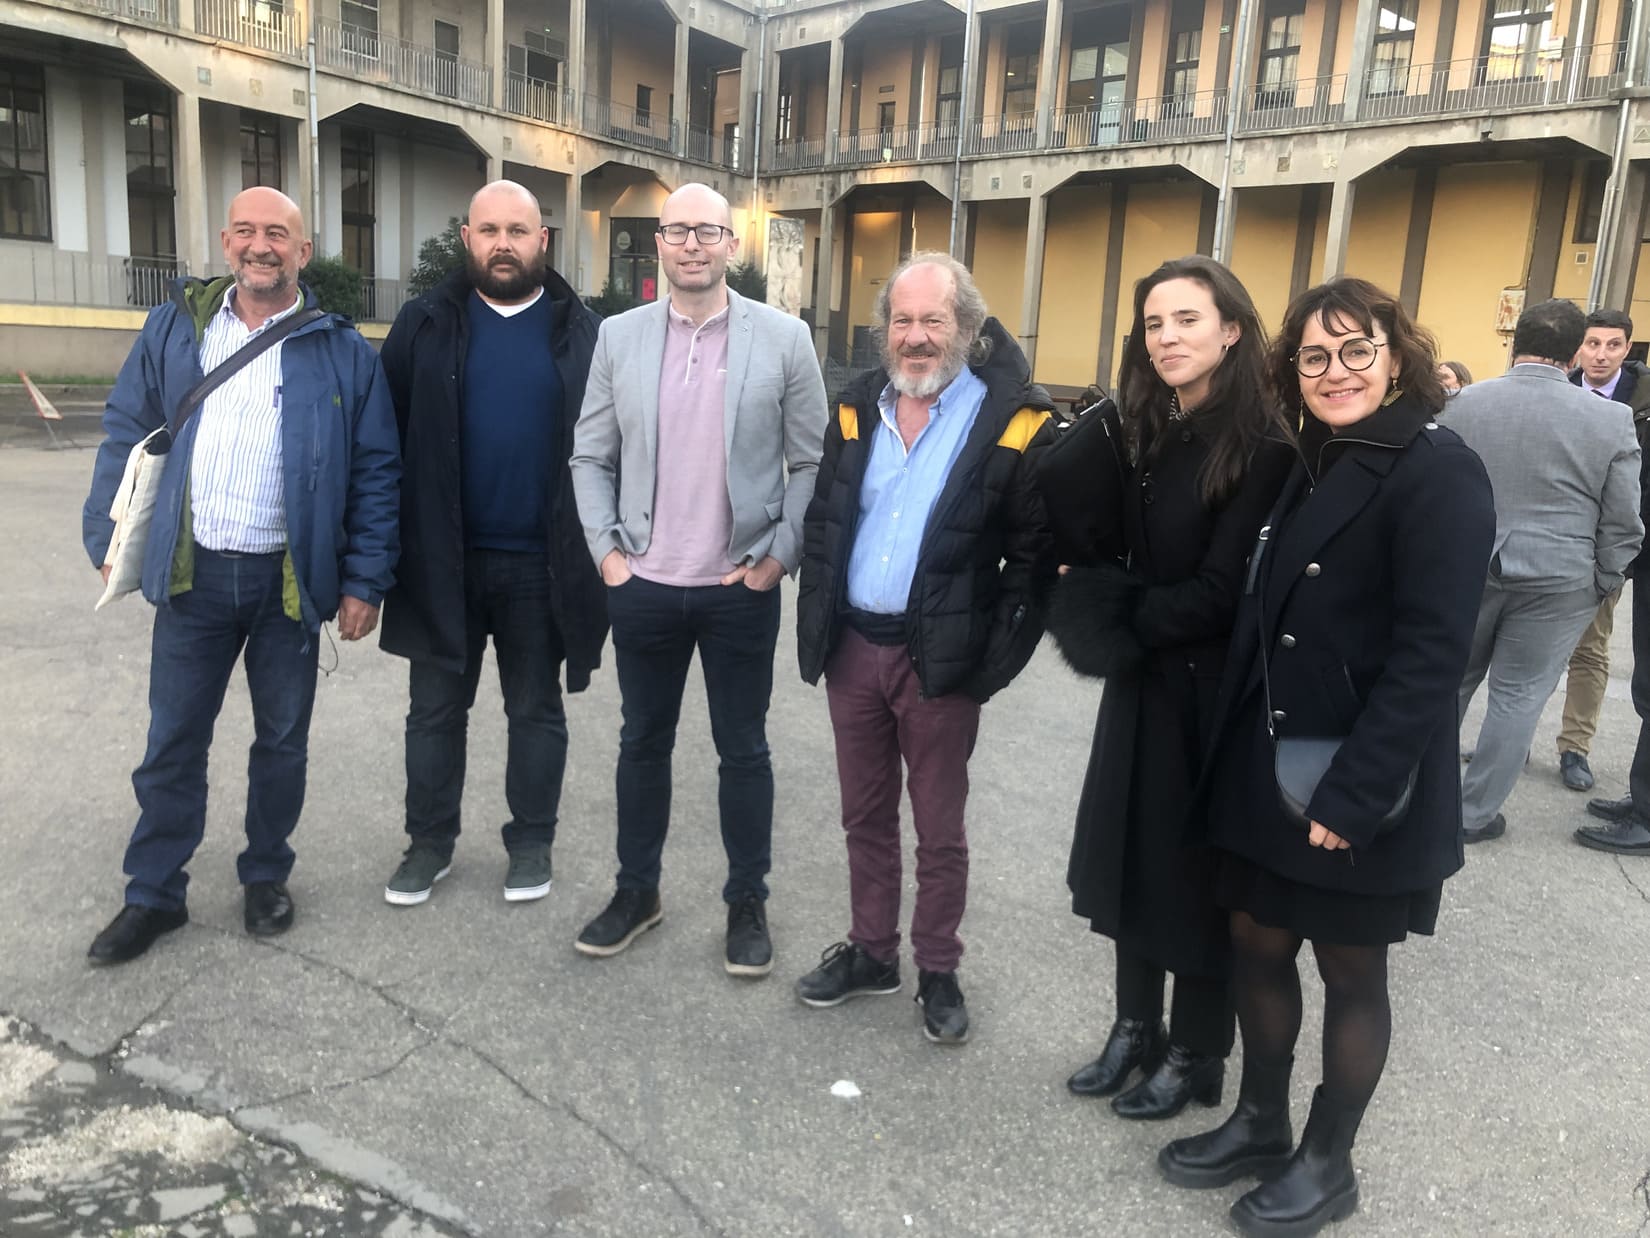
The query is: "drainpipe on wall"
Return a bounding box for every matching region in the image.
[307,27,322,253]
[1587,0,1644,309]
[751,8,767,260]
[1211,0,1256,264]
[947,0,977,257]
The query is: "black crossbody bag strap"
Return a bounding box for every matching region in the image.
[167,306,327,443]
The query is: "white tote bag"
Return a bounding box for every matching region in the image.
[96,426,172,610]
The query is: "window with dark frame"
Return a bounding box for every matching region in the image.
[1066,7,1130,116]
[776,87,794,142]
[125,81,175,261]
[239,110,282,190]
[1575,161,1608,244]
[1001,22,1039,121]
[635,83,653,128]
[339,125,374,281]
[936,35,963,130]
[0,61,50,242]
[1481,1,1554,82]
[340,0,379,58]
[1254,2,1306,111]
[1164,0,1203,112]
[1369,1,1418,97]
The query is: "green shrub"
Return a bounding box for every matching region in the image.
[301,254,362,320]
[726,259,767,303]
[409,217,466,297]
[585,279,642,320]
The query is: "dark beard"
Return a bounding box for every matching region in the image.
[467,250,545,301]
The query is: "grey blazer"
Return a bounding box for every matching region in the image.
[570,287,828,573]
[1447,362,1643,595]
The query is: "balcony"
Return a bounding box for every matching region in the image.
[1357,40,1629,123]
[315,16,492,108]
[505,73,575,127]
[64,0,178,23]
[769,135,827,173]
[196,0,305,58]
[1050,89,1230,150]
[582,93,676,155]
[686,125,744,172]
[0,248,187,310]
[964,110,1039,156]
[1238,74,1346,134]
[834,120,960,167]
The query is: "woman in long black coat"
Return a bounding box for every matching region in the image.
[1156,279,1495,1238]
[1047,257,1294,1120]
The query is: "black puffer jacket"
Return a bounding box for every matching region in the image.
[377,266,608,691]
[795,318,1056,702]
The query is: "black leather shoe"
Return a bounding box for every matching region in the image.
[87,905,188,965]
[1067,1017,1168,1097]
[575,888,663,957]
[1586,794,1638,823]
[1559,751,1595,791]
[1230,1086,1362,1237]
[1112,1043,1224,1120]
[244,882,295,936]
[1159,1056,1294,1188]
[916,969,969,1044]
[725,894,773,978]
[1574,818,1650,854]
[1462,813,1506,845]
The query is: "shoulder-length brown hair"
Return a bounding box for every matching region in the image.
[1271,278,1447,417]
[1115,255,1293,507]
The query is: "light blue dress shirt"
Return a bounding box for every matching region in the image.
[846,366,987,614]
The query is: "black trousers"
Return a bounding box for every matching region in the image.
[1628,575,1650,809]
[1115,944,1235,1059]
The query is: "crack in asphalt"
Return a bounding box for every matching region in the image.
[1636,1164,1650,1235]
[1615,857,1650,907]
[171,923,726,1237]
[105,960,212,1060]
[230,1036,438,1113]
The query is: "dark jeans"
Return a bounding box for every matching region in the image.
[1116,945,1236,1059]
[607,574,781,902]
[1629,577,1650,809]
[125,545,320,912]
[404,549,568,858]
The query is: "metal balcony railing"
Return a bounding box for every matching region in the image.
[582,93,676,153]
[1359,40,1629,123]
[963,110,1039,156]
[1238,73,1347,133]
[834,119,960,166]
[1050,89,1229,149]
[769,135,828,172]
[357,276,408,322]
[686,125,744,171]
[505,74,576,126]
[0,248,186,310]
[70,0,178,23]
[315,16,492,107]
[196,0,304,57]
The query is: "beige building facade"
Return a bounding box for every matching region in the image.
[2,0,1649,389]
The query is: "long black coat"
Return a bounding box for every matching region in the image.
[376,267,608,691]
[1202,395,1496,895]
[1051,417,1293,978]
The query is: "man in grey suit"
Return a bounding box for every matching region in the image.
[1449,298,1644,844]
[570,182,827,974]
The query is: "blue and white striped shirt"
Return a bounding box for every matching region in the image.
[188,290,302,553]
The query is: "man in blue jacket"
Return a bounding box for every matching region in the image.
[81,187,400,964]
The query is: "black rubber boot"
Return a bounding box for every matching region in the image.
[1157,1055,1294,1188]
[1066,1017,1168,1097]
[1110,1043,1224,1120]
[1229,1085,1363,1237]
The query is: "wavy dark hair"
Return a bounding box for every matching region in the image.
[1115,255,1291,506]
[1271,278,1446,417]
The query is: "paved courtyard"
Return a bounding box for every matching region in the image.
[1,437,1647,1236]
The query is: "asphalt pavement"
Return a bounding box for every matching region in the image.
[1,439,1647,1237]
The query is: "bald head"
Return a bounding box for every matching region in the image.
[221,186,311,312]
[469,179,542,221]
[463,178,550,304]
[227,186,305,238]
[662,182,732,229]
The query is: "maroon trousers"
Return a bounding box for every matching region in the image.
[824,628,982,972]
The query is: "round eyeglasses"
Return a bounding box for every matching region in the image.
[1293,338,1388,377]
[657,223,732,245]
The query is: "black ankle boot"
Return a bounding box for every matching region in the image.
[1067,1017,1168,1097]
[1229,1086,1363,1236]
[1111,1043,1224,1120]
[1158,1055,1294,1188]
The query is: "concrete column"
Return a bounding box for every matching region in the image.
[1340,0,1380,122]
[295,117,315,248]
[959,12,984,150]
[568,0,587,109]
[1321,177,1357,280]
[814,200,836,358]
[564,171,583,288]
[174,94,212,276]
[1034,0,1064,148]
[826,35,845,161]
[673,18,690,157]
[738,47,755,172]
[1018,192,1047,371]
[1598,160,1650,311]
[488,0,505,110]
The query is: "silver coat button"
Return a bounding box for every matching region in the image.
[1280,634,1296,648]
[1304,563,1321,577]
[1272,709,1287,723]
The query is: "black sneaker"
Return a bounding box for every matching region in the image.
[725,894,773,978]
[916,968,970,1044]
[795,941,901,1007]
[575,888,663,957]
[1559,751,1595,792]
[1462,813,1507,845]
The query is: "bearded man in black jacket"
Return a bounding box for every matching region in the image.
[376,180,607,906]
[792,252,1054,1044]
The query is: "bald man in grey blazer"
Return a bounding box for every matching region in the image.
[570,183,826,975]
[1449,298,1643,845]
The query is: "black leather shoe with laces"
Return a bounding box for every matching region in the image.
[795,942,900,1006]
[916,969,969,1044]
[575,888,663,958]
[1587,793,1638,822]
[244,882,294,936]
[725,894,773,977]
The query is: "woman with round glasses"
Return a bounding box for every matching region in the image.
[1157,278,1494,1237]
[1047,257,1293,1121]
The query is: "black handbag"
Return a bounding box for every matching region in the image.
[1250,521,1416,834]
[1035,396,1129,566]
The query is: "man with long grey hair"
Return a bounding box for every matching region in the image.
[793,252,1055,1044]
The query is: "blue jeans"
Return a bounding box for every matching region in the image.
[126,546,319,911]
[607,574,781,901]
[404,549,568,858]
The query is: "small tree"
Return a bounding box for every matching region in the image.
[408,216,466,297]
[726,259,767,303]
[585,278,642,320]
[302,254,362,320]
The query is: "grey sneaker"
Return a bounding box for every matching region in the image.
[384,847,451,906]
[504,847,552,902]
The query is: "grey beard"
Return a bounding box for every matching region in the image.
[886,351,966,399]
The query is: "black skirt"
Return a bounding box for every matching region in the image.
[1215,852,1443,946]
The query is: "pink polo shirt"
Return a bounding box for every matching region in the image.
[628,303,738,586]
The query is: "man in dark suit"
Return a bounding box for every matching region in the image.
[1448,299,1642,845]
[1553,310,1650,793]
